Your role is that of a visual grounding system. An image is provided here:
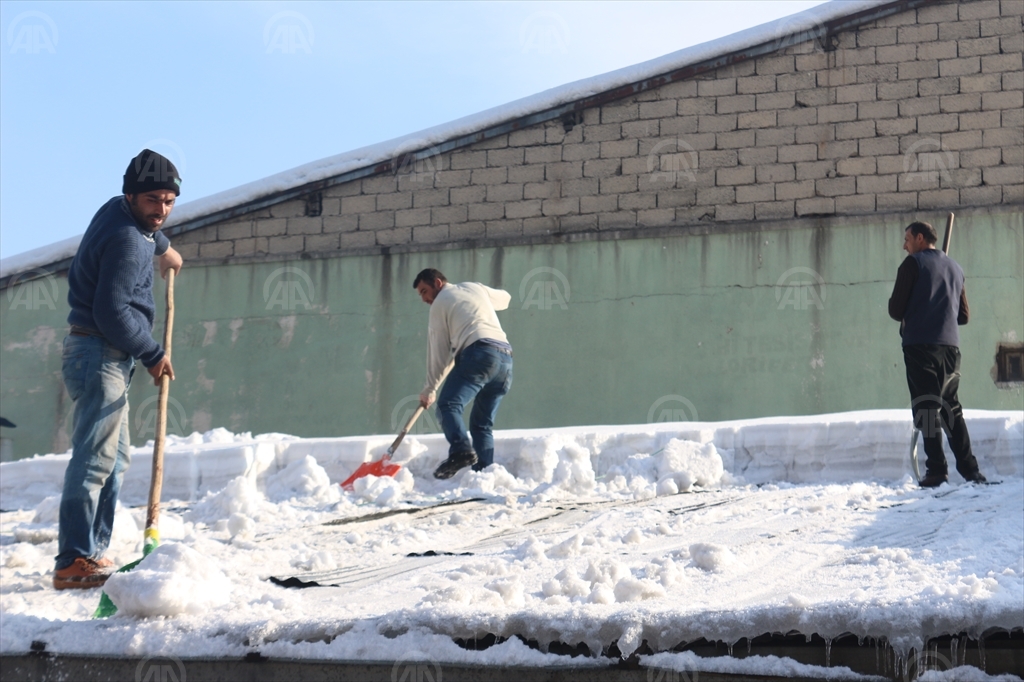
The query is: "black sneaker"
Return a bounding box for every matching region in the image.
[434,451,478,480]
[919,471,948,488]
[964,471,988,484]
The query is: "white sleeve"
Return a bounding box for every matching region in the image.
[484,285,511,312]
[422,300,454,398]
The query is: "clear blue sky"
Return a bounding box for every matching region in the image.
[1,1,827,259]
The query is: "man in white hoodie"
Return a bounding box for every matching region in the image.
[414,268,513,479]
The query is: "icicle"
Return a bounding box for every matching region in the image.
[978,635,986,671]
[875,638,880,672]
[727,641,734,657]
[950,636,958,669]
[825,637,832,668]
[746,638,751,655]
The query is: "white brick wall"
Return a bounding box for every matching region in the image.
[174,0,1024,262]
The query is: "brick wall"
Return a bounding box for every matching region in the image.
[172,0,1023,262]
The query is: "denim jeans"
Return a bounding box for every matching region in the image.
[56,335,135,570]
[436,341,513,470]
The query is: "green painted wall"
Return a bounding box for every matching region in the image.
[2,209,1022,461]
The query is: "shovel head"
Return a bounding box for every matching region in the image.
[340,454,401,490]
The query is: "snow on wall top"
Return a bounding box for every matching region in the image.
[0,0,890,280]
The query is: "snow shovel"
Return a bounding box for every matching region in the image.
[95,269,175,618]
[908,212,954,481]
[341,405,424,490]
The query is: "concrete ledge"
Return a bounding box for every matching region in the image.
[3,628,1020,682]
[0,654,812,682]
[162,203,1024,271]
[3,203,1019,288]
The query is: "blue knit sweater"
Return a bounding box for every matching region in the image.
[67,196,170,368]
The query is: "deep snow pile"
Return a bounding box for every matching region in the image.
[1,410,1021,680]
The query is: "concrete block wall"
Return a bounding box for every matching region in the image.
[172,0,1023,262]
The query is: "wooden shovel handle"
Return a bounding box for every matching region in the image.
[387,405,425,457]
[145,269,174,544]
[942,212,954,255]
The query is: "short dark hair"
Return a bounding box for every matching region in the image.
[906,221,937,245]
[413,268,447,288]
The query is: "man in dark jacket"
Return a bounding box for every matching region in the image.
[54,149,183,589]
[888,221,985,488]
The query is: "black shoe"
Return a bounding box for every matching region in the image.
[919,471,948,488]
[434,451,478,480]
[964,471,988,484]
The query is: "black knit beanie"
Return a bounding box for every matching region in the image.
[122,149,182,196]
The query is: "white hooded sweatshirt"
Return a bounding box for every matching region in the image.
[421,282,511,401]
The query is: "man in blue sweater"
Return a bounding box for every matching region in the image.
[54,149,184,589]
[888,221,985,488]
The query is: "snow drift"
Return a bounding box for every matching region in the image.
[1,410,1020,680]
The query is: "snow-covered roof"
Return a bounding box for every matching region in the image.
[1,0,893,280]
[1,409,1022,662]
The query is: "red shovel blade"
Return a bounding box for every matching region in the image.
[340,455,401,490]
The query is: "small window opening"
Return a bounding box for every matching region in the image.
[995,343,1024,384]
[561,111,582,133]
[304,192,322,217]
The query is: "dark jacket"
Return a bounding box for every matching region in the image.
[67,196,170,367]
[888,249,968,347]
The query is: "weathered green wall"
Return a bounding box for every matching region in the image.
[2,208,1022,461]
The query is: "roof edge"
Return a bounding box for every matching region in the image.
[1,0,921,280]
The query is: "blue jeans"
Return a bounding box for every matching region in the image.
[436,342,513,470]
[56,335,134,570]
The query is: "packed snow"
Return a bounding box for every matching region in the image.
[1,410,1021,680]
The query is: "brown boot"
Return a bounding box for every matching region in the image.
[53,558,112,590]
